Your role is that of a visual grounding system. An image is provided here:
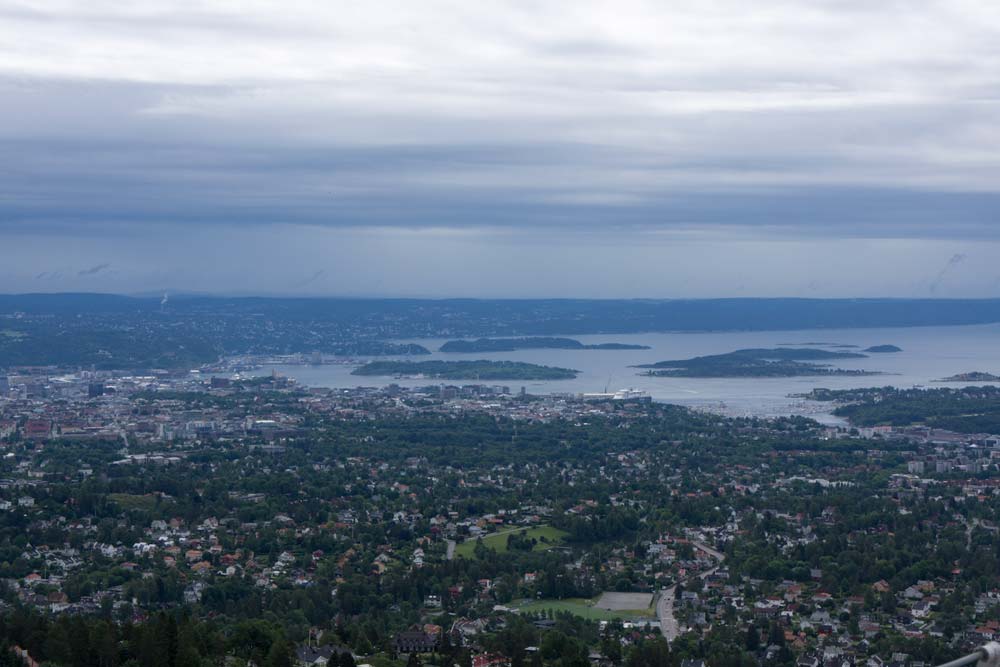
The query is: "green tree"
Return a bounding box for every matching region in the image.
[265,638,294,667]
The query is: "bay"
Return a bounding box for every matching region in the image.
[262,323,1000,424]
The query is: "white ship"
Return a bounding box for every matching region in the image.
[580,388,650,401]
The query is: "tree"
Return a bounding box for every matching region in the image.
[624,637,672,667]
[265,638,294,667]
[768,622,785,647]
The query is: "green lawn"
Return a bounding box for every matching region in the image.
[515,596,656,621]
[454,525,568,558]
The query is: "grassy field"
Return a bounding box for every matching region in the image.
[454,525,568,558]
[515,596,656,621]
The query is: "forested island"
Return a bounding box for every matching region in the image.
[351,360,579,379]
[864,344,903,353]
[636,347,877,378]
[936,371,1000,382]
[440,337,650,352]
[807,385,1000,432]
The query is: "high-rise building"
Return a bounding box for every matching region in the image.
[88,382,105,398]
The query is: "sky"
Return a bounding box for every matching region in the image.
[2,0,1000,298]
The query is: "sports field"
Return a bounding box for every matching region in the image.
[516,594,655,621]
[595,592,654,610]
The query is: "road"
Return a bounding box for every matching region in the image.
[657,540,725,641]
[656,585,680,641]
[446,540,456,560]
[693,541,725,561]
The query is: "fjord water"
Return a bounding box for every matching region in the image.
[266,323,1000,423]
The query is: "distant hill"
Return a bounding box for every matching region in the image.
[0,293,148,314]
[3,295,1000,331]
[3,295,1000,368]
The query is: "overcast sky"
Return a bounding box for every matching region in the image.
[2,0,1000,297]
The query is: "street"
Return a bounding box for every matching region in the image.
[657,540,725,641]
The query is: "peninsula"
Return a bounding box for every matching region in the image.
[805,386,1000,433]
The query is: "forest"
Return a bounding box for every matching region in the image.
[808,386,1000,432]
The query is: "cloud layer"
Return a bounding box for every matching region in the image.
[2,1,1000,295]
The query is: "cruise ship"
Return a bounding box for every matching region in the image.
[579,388,650,402]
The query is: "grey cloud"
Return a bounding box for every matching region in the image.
[1,2,1000,297]
[2,76,999,240]
[2,39,1000,240]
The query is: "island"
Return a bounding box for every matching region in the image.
[351,360,579,380]
[439,337,650,353]
[635,348,878,378]
[936,371,1000,383]
[864,344,902,353]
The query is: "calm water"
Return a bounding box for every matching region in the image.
[263,324,1000,424]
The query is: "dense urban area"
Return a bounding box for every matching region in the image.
[2,347,1000,667]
